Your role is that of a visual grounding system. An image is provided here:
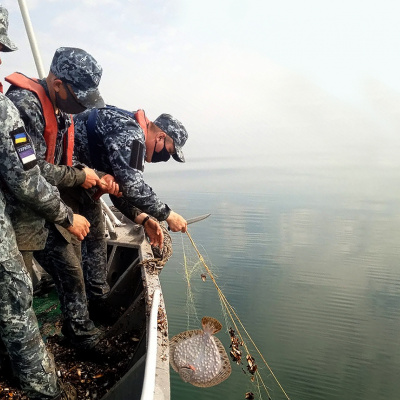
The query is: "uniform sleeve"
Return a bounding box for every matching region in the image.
[0,96,73,228]
[37,159,86,187]
[6,87,48,159]
[98,110,171,220]
[6,87,86,188]
[109,195,143,222]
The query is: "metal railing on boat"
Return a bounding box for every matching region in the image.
[140,288,161,400]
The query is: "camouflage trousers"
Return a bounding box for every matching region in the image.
[34,224,100,349]
[80,198,109,302]
[81,235,108,301]
[60,187,110,303]
[0,249,59,399]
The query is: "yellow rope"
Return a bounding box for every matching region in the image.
[185,230,291,400]
[256,369,272,400]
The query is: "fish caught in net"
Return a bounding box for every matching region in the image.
[169,316,231,387]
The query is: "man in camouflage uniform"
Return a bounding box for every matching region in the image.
[74,107,189,229]
[73,107,188,315]
[6,47,112,351]
[0,6,78,399]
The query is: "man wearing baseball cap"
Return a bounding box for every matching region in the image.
[0,6,81,400]
[5,47,118,356]
[151,113,187,163]
[0,4,17,94]
[75,106,188,231]
[47,46,105,112]
[72,106,188,319]
[0,5,17,52]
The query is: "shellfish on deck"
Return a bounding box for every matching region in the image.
[169,316,232,387]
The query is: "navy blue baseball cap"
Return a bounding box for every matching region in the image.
[154,114,188,162]
[50,47,105,108]
[0,6,17,52]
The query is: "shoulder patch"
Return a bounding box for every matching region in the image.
[130,140,145,171]
[10,127,37,170]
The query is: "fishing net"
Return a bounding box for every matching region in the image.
[172,231,292,400]
[179,235,220,331]
[169,326,232,387]
[151,220,173,265]
[141,220,173,273]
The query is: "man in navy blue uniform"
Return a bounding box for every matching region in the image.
[73,107,188,316]
[6,47,108,351]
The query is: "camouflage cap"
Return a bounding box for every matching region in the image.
[0,6,17,52]
[154,114,188,163]
[50,47,105,108]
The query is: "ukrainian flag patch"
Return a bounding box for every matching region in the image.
[10,127,37,170]
[14,132,27,144]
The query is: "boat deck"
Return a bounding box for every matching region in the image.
[0,216,170,400]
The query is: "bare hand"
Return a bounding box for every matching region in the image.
[135,214,164,248]
[67,214,90,241]
[81,167,102,189]
[99,174,123,197]
[145,219,164,248]
[166,210,187,233]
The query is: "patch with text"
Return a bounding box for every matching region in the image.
[10,127,37,170]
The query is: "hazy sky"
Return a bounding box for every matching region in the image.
[2,0,400,171]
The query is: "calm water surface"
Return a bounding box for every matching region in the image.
[148,163,400,400]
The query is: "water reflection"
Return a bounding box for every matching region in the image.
[155,166,400,400]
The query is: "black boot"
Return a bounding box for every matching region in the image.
[88,295,117,325]
[33,273,55,296]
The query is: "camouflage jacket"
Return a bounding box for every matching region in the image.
[73,108,171,221]
[0,93,73,252]
[5,79,87,249]
[6,79,86,187]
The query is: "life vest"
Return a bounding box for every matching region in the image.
[86,107,149,171]
[5,72,75,166]
[134,109,149,138]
